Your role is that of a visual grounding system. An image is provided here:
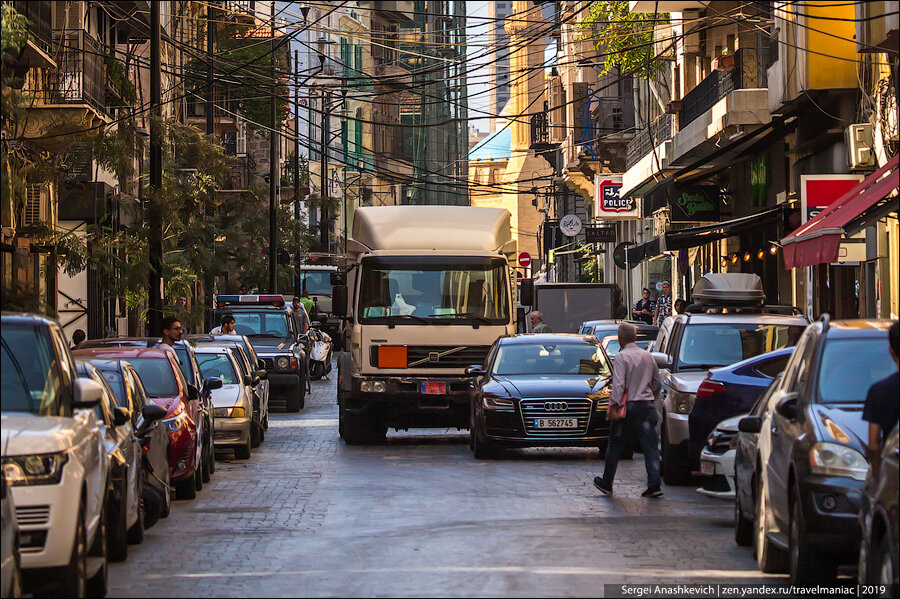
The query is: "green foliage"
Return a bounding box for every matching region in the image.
[104,54,137,104]
[1,5,28,55]
[575,243,602,283]
[577,1,667,81]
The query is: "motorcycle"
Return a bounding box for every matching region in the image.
[308,319,333,381]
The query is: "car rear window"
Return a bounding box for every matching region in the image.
[125,357,179,398]
[196,353,239,385]
[676,324,805,370]
[494,342,610,376]
[817,338,896,404]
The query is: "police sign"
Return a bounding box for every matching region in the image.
[595,176,640,220]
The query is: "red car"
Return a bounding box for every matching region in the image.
[74,347,204,500]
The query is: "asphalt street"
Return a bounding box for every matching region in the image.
[109,365,776,597]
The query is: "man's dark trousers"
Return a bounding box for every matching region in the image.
[602,401,662,489]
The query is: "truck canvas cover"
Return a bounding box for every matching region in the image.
[350,206,513,254]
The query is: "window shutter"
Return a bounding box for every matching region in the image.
[24,184,48,225]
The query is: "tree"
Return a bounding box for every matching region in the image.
[577,2,668,83]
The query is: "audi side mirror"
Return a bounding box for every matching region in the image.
[738,416,762,433]
[465,365,486,377]
[112,406,130,427]
[775,392,801,420]
[204,377,223,391]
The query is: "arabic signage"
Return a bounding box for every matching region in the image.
[594,175,640,220]
[669,185,720,222]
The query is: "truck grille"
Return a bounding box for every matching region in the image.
[16,505,50,526]
[404,345,491,369]
[520,398,592,437]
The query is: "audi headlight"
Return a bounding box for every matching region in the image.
[214,407,245,418]
[671,390,695,414]
[164,409,188,434]
[809,442,868,481]
[3,453,68,486]
[483,394,515,410]
[276,357,290,369]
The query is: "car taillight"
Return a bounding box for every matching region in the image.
[696,379,726,399]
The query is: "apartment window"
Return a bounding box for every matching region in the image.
[23,185,49,226]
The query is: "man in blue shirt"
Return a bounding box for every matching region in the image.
[863,321,899,474]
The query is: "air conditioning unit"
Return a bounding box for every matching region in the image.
[846,123,875,170]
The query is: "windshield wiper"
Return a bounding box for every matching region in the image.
[430,312,494,325]
[384,314,430,328]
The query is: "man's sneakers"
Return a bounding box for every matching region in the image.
[641,487,664,498]
[593,477,613,495]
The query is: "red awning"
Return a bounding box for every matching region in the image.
[782,155,899,269]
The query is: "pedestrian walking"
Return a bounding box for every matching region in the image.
[863,320,899,476]
[631,288,655,325]
[594,323,663,497]
[654,282,672,325]
[210,313,236,335]
[71,329,86,350]
[290,296,311,335]
[530,311,552,333]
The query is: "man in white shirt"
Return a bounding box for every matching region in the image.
[594,323,663,498]
[209,314,236,335]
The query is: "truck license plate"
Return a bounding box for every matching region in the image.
[534,418,577,429]
[421,382,446,395]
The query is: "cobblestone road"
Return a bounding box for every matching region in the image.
[109,368,776,597]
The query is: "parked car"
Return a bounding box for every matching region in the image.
[74,347,203,500]
[78,338,216,485]
[578,319,658,342]
[858,424,899,588]
[696,414,742,499]
[598,334,652,360]
[736,318,895,584]
[188,335,269,447]
[468,334,613,459]
[74,361,143,562]
[1,476,21,599]
[688,347,794,467]
[194,346,254,459]
[1,313,109,596]
[651,273,807,485]
[79,358,172,527]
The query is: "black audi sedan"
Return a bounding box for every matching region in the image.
[736,318,896,585]
[467,334,612,459]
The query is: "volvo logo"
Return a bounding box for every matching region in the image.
[544,402,568,412]
[428,352,440,362]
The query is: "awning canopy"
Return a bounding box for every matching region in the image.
[781,155,899,269]
[663,205,784,251]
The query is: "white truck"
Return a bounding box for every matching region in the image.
[333,206,518,444]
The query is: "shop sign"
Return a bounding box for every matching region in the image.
[594,175,640,220]
[669,186,720,222]
[800,174,863,222]
[584,226,616,243]
[559,214,583,237]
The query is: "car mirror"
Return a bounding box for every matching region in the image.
[187,384,199,400]
[255,369,267,380]
[464,365,486,377]
[738,416,762,433]
[72,378,103,409]
[257,359,266,370]
[333,284,348,317]
[519,279,534,306]
[113,406,130,427]
[243,375,253,386]
[205,377,223,391]
[650,352,671,369]
[775,392,801,420]
[141,404,168,422]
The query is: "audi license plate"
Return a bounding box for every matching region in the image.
[421,382,446,395]
[534,418,577,429]
[700,461,715,475]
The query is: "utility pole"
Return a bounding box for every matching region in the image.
[148,0,162,334]
[320,90,330,250]
[268,1,278,293]
[293,49,301,296]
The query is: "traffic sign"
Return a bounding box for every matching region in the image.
[518,252,531,268]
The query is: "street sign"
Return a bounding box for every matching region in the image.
[518,252,531,268]
[559,214,582,237]
[584,226,615,244]
[595,175,640,220]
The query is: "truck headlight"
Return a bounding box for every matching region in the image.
[809,442,868,481]
[361,381,386,393]
[276,357,290,369]
[3,453,68,486]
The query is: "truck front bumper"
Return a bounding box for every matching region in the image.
[344,375,472,428]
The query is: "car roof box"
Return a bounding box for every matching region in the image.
[691,273,765,305]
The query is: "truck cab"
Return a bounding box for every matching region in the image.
[335,206,517,444]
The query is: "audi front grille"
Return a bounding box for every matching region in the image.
[520,398,592,437]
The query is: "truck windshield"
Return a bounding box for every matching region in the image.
[358,257,510,324]
[301,271,333,296]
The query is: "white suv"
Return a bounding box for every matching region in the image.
[1,313,110,597]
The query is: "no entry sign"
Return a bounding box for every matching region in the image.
[518,252,531,268]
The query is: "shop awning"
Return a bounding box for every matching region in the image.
[781,155,899,269]
[663,205,784,251]
[626,237,661,265]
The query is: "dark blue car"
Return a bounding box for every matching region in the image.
[688,347,794,466]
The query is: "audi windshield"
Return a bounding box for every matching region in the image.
[358,257,510,325]
[493,342,610,376]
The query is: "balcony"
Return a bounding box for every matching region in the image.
[578,96,636,158]
[621,112,676,197]
[23,30,109,122]
[104,55,134,106]
[6,1,55,69]
[678,47,769,129]
[530,111,556,151]
[220,156,253,192]
[626,113,674,170]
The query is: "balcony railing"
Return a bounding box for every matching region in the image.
[222,156,253,191]
[626,113,674,169]
[24,30,106,115]
[10,1,52,56]
[678,47,770,129]
[530,107,555,151]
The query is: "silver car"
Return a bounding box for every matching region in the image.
[1,475,21,598]
[195,347,256,459]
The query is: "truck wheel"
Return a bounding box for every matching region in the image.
[341,410,385,445]
[661,420,690,485]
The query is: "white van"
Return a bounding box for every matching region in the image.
[334,206,518,443]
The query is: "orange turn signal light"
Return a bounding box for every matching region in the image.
[377,345,408,368]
